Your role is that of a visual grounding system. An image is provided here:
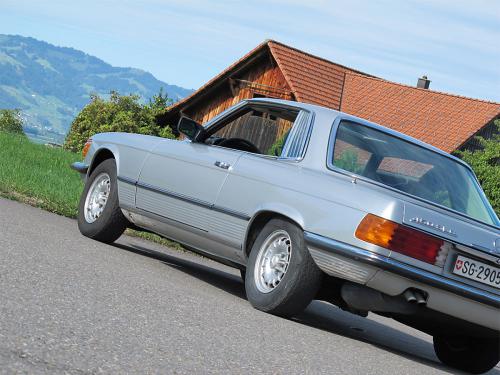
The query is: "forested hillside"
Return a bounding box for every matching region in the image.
[0,34,191,143]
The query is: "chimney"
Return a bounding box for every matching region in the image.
[417,75,431,89]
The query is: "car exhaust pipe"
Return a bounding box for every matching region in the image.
[403,288,428,305]
[341,282,418,315]
[404,289,417,303]
[414,290,428,305]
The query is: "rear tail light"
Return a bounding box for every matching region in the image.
[355,214,444,264]
[82,139,92,158]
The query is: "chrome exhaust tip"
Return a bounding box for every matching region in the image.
[414,291,428,305]
[404,289,417,303]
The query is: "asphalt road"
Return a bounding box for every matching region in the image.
[1,197,498,374]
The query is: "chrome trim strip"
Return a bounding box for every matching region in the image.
[70,162,89,174]
[117,176,136,185]
[117,176,251,221]
[138,180,213,210]
[210,205,251,221]
[303,232,500,308]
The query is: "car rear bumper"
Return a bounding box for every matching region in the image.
[304,232,500,330]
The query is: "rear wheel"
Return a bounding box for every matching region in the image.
[433,334,499,374]
[77,158,128,243]
[245,218,322,317]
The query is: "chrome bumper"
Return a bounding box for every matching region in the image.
[70,162,89,174]
[304,232,500,309]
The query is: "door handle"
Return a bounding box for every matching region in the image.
[214,161,231,170]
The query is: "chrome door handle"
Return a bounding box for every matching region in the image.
[214,161,231,169]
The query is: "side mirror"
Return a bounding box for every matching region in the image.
[177,116,206,142]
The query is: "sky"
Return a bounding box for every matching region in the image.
[1,0,499,101]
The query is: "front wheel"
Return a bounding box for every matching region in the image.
[77,158,128,243]
[433,335,499,374]
[245,218,322,317]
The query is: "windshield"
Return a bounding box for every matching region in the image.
[331,121,499,226]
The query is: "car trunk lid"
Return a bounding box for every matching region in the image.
[403,202,500,262]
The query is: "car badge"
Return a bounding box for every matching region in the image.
[409,217,457,237]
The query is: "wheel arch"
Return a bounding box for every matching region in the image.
[87,145,120,177]
[243,206,305,260]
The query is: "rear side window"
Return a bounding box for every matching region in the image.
[282,110,311,159]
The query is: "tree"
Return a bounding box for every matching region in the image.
[64,89,176,152]
[0,109,24,135]
[456,119,500,217]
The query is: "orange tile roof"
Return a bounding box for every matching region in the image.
[340,73,500,152]
[268,41,369,109]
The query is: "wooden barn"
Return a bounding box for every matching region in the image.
[162,40,500,153]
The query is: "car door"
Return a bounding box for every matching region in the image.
[212,104,313,260]
[135,138,242,236]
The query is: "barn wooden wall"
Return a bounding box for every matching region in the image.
[184,54,292,125]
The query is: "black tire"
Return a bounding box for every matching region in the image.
[245,218,322,317]
[433,335,500,374]
[77,158,128,243]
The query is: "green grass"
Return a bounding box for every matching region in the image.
[0,131,82,217]
[0,131,183,250]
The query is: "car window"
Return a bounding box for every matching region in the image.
[333,139,372,174]
[331,120,499,226]
[281,110,312,159]
[208,106,298,156]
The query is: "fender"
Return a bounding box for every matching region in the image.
[243,202,305,257]
[86,144,121,178]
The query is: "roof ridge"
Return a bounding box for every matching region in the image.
[267,40,374,77]
[345,72,500,106]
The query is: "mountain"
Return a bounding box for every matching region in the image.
[0,34,192,143]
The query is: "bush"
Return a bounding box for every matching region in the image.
[456,119,500,217]
[64,89,176,152]
[0,109,24,135]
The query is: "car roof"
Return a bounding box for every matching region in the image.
[245,97,471,171]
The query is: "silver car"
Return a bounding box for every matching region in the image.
[72,98,500,374]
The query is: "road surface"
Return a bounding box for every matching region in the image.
[0,198,498,374]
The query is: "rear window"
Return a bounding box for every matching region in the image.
[330,121,499,226]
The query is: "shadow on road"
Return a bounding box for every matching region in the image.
[113,242,246,300]
[113,240,499,375]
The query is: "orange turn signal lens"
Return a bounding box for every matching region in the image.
[355,214,444,264]
[82,139,92,158]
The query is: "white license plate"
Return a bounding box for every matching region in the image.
[452,255,500,289]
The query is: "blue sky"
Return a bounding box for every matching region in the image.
[1,0,499,101]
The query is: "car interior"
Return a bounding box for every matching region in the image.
[202,105,298,156]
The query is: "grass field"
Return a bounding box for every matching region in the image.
[0,131,182,249]
[0,131,82,217]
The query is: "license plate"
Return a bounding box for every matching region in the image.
[452,255,500,289]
